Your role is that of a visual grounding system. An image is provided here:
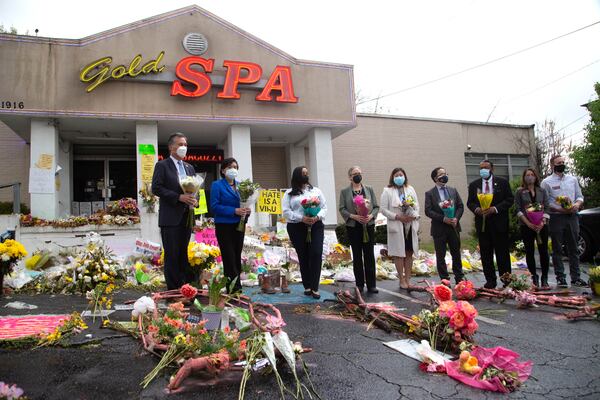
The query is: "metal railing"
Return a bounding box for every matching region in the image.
[0,182,22,214]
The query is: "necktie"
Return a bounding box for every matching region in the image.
[484,180,490,194]
[177,161,186,178]
[443,187,450,201]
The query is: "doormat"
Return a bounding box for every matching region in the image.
[0,315,69,339]
[242,284,335,304]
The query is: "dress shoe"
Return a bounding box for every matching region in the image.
[571,279,588,287]
[483,282,497,289]
[367,287,379,294]
[304,289,312,296]
[311,291,321,299]
[556,279,568,288]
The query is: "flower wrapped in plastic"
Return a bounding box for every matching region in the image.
[476,191,494,232]
[439,199,460,237]
[353,194,371,243]
[179,175,204,227]
[525,202,544,244]
[237,179,261,232]
[301,196,321,243]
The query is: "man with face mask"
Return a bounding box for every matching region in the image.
[151,133,197,290]
[541,155,586,288]
[424,167,465,284]
[467,159,514,289]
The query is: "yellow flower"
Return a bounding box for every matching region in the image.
[174,334,186,345]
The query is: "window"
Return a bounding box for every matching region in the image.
[465,153,530,184]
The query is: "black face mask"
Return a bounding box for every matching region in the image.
[352,174,362,184]
[438,175,449,184]
[554,164,566,173]
[301,175,309,184]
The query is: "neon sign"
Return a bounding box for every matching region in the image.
[171,57,298,103]
[79,52,166,93]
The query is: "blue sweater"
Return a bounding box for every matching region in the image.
[210,178,241,224]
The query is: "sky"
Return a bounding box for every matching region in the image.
[1,0,599,145]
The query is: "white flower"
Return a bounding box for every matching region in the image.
[78,273,83,279]
[132,296,156,317]
[84,276,92,283]
[1,254,10,262]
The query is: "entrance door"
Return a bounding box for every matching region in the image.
[73,159,137,204]
[107,160,137,201]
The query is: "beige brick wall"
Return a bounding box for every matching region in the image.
[0,121,30,208]
[332,115,534,243]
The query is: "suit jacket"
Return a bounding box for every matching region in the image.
[151,158,196,227]
[210,178,242,224]
[424,185,464,237]
[338,185,379,227]
[467,175,514,233]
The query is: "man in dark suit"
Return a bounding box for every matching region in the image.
[424,167,465,284]
[467,159,514,289]
[151,133,197,290]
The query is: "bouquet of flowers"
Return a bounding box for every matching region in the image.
[0,382,27,400]
[476,190,494,232]
[139,182,159,213]
[440,199,459,237]
[438,300,479,340]
[556,195,572,210]
[180,175,204,227]
[187,242,221,271]
[68,233,123,293]
[301,196,321,242]
[454,280,477,300]
[237,179,261,232]
[353,194,371,243]
[400,194,417,235]
[0,239,27,297]
[108,197,139,216]
[525,202,544,244]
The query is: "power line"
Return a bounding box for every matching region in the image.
[358,20,600,105]
[556,114,588,133]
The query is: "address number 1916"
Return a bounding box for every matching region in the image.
[1,101,25,109]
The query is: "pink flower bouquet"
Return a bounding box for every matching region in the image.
[353,194,371,243]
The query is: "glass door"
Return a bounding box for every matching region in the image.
[107,160,137,201]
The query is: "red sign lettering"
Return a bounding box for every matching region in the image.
[171,57,297,103]
[170,57,214,97]
[217,60,262,99]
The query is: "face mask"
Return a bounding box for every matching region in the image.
[393,176,405,186]
[554,164,566,173]
[301,175,309,184]
[438,175,449,184]
[225,168,238,180]
[480,169,491,179]
[352,174,362,184]
[176,146,187,158]
[524,176,536,185]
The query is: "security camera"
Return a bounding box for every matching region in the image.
[467,144,472,150]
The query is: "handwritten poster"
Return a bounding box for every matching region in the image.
[28,168,54,194]
[140,154,155,183]
[35,154,53,170]
[257,190,282,214]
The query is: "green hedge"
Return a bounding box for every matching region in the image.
[0,202,29,215]
[335,224,388,247]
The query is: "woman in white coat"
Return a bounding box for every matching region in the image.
[380,167,420,289]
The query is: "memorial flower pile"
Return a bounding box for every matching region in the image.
[69,235,122,293]
[187,242,220,270]
[37,312,88,347]
[0,239,27,295]
[108,197,139,216]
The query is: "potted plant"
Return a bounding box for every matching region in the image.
[589,266,600,296]
[194,273,228,330]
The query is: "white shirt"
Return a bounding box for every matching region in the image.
[541,173,584,213]
[282,186,327,223]
[170,155,186,178]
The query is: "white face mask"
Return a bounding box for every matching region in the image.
[225,168,238,180]
[176,146,187,158]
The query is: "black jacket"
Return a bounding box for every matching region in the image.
[467,175,514,233]
[151,158,196,227]
[424,185,464,237]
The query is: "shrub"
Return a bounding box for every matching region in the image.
[335,223,388,246]
[0,202,30,215]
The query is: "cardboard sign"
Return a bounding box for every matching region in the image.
[140,154,155,183]
[257,189,282,214]
[194,189,208,215]
[195,228,218,246]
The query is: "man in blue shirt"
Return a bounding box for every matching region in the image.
[541,155,586,288]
